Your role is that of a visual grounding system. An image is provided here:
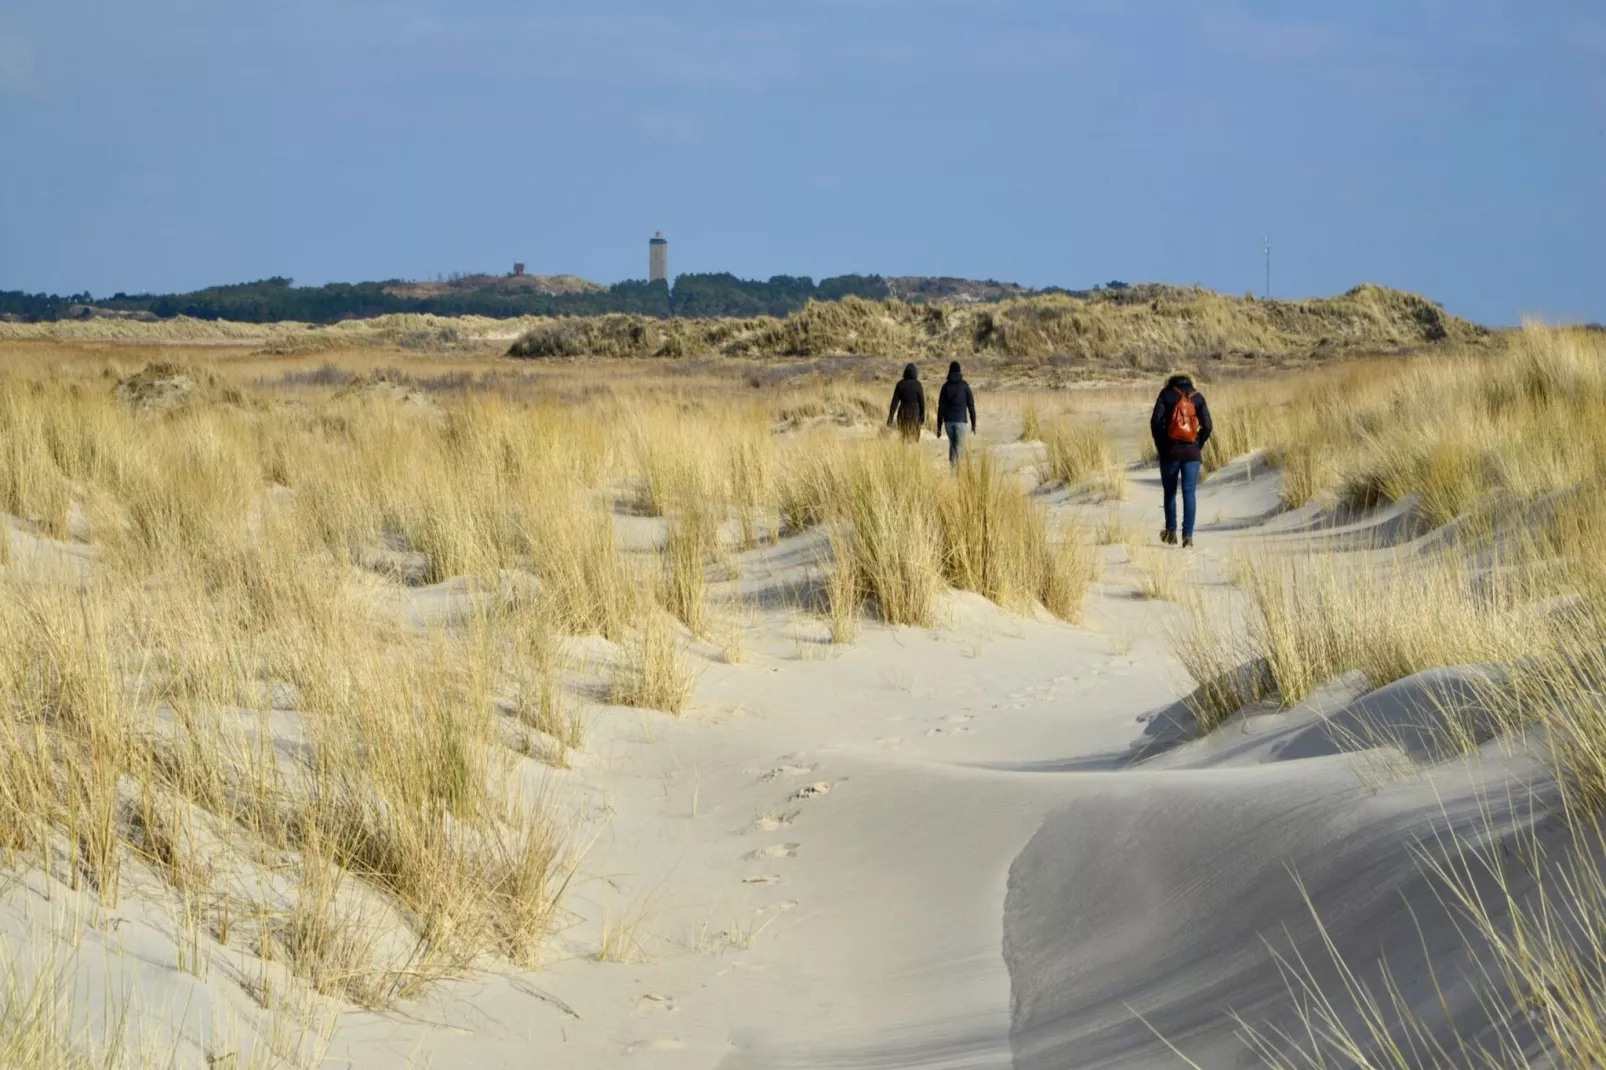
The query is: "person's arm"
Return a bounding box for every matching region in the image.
[1196,394,1213,450]
[1150,394,1169,451]
[917,384,926,428]
[888,388,900,427]
[966,385,977,431]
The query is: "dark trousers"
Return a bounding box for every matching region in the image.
[1161,460,1201,538]
[943,422,968,467]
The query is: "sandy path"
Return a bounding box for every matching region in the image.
[308,427,1287,1068]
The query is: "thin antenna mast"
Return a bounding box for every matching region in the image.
[1263,238,1272,299]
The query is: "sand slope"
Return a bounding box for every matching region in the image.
[1005,750,1553,1068]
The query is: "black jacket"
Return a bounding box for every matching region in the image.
[889,368,925,426]
[1150,377,1213,463]
[937,375,976,429]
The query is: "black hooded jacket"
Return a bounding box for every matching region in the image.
[889,364,926,426]
[936,365,976,429]
[1150,375,1213,463]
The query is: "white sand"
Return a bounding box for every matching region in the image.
[0,434,1565,1068]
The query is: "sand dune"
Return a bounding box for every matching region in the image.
[0,391,1579,1070]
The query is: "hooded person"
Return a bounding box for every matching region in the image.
[935,361,977,468]
[1149,373,1213,547]
[887,363,926,443]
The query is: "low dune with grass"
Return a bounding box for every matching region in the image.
[0,324,1603,1068]
[2,282,1485,370]
[498,281,1489,365]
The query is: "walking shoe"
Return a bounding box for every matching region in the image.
[1160,530,1177,546]
[1182,536,1194,549]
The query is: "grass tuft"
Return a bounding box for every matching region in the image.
[611,614,698,716]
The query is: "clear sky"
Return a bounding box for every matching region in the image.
[2,0,1601,324]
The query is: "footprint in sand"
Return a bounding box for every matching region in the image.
[758,764,816,783]
[742,874,782,885]
[756,899,801,918]
[744,843,800,861]
[790,781,832,801]
[624,1038,685,1054]
[747,811,799,833]
[634,994,676,1015]
[1008,684,1054,709]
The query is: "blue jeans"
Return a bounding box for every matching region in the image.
[1161,460,1201,538]
[944,422,968,467]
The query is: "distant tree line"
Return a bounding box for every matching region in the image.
[0,290,94,321]
[1,273,907,324]
[0,275,1147,325]
[1,277,681,323]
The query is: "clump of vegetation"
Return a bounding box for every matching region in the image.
[1179,548,1545,721]
[1042,420,1126,499]
[1019,397,1045,442]
[938,452,1094,619]
[1199,327,1606,519]
[662,505,714,637]
[1172,327,1606,727]
[792,441,1096,629]
[506,322,587,358]
[610,613,698,716]
[826,443,946,627]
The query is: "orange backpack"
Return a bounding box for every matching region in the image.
[1167,389,1201,443]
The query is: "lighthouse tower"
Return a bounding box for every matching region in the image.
[649,232,669,283]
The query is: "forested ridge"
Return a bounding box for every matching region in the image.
[0,272,1124,324]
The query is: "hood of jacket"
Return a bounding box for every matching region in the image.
[947,361,964,381]
[903,363,919,381]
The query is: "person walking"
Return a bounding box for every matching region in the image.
[935,361,977,468]
[887,363,926,443]
[1150,373,1213,548]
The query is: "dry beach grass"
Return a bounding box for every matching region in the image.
[2,323,1606,1067]
[1164,326,1606,1067]
[0,339,1104,1064]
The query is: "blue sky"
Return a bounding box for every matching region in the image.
[1,0,1601,324]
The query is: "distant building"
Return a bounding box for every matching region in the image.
[649,232,669,283]
[512,263,526,277]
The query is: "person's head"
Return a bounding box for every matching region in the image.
[1165,372,1194,391]
[903,363,919,380]
[948,361,963,379]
